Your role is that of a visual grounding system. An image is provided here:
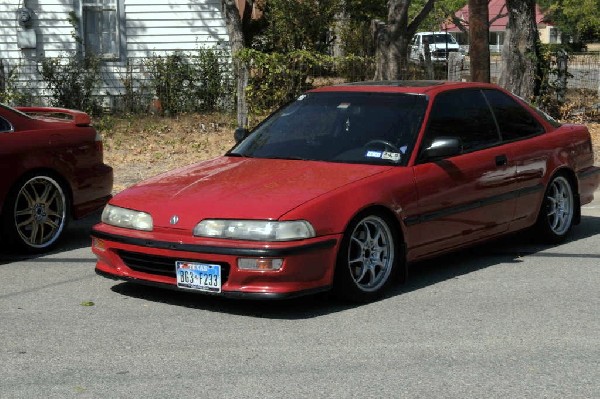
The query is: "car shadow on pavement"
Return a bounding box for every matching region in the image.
[0,212,101,265]
[109,214,600,319]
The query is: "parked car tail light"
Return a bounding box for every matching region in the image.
[95,131,103,153]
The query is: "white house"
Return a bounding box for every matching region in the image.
[443,0,560,53]
[0,0,234,106]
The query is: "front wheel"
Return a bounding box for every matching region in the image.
[535,174,575,243]
[333,213,403,302]
[2,174,69,252]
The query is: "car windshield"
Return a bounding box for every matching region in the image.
[423,34,456,44]
[229,92,428,166]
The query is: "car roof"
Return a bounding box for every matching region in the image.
[309,81,501,95]
[414,31,452,35]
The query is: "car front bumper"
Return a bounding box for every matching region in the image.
[91,224,340,299]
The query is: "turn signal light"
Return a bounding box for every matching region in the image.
[238,258,283,271]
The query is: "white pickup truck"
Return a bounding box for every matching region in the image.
[409,32,462,63]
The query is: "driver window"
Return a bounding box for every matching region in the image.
[422,89,500,155]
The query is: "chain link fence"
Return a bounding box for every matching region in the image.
[1,51,598,121]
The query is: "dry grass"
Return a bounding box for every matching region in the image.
[589,123,600,161]
[101,114,236,193]
[100,115,600,193]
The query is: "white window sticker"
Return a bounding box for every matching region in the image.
[297,94,307,101]
[366,151,382,158]
[337,103,351,109]
[382,152,401,162]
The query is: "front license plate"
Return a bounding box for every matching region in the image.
[175,261,221,293]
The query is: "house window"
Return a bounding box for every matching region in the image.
[82,0,120,58]
[549,27,558,44]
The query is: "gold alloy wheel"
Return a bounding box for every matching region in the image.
[13,176,67,249]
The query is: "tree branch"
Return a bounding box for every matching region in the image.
[407,0,436,36]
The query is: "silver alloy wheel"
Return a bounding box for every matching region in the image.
[347,215,395,293]
[545,176,574,236]
[13,176,67,249]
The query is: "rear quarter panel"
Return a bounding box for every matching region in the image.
[0,122,109,216]
[510,123,596,230]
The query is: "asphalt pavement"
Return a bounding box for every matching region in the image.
[1,196,599,398]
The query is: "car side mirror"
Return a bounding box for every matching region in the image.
[422,136,462,160]
[234,127,249,143]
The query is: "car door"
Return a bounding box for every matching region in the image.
[407,88,517,258]
[481,89,548,226]
[410,35,420,61]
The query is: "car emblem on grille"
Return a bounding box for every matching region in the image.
[170,215,179,225]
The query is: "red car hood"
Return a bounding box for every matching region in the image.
[111,156,392,229]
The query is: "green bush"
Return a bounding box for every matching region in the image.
[237,49,375,121]
[237,49,329,117]
[39,54,102,115]
[0,60,33,106]
[145,47,231,115]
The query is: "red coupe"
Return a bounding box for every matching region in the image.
[0,104,113,252]
[92,81,599,301]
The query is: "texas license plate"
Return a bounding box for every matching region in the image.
[175,261,221,293]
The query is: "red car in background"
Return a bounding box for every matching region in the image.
[0,104,113,252]
[92,81,600,302]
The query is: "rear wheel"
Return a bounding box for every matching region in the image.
[333,212,403,302]
[2,174,69,252]
[535,174,575,243]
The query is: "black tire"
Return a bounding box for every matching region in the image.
[534,174,575,244]
[2,174,70,252]
[333,212,405,302]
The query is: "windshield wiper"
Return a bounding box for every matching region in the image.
[262,155,308,161]
[226,152,251,158]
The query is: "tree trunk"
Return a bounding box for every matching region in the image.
[222,0,249,128]
[372,0,435,81]
[469,0,490,82]
[498,0,540,100]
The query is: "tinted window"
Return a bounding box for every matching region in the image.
[0,116,12,132]
[422,34,457,44]
[423,89,500,153]
[483,89,545,140]
[231,92,428,166]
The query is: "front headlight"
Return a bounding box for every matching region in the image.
[193,220,315,241]
[101,204,153,231]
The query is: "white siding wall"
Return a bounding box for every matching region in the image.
[125,0,228,57]
[0,0,230,105]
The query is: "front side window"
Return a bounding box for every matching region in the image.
[82,0,120,58]
[422,89,500,154]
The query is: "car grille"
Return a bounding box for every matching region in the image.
[117,250,230,282]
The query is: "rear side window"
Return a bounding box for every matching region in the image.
[424,89,500,153]
[0,116,12,132]
[483,89,544,141]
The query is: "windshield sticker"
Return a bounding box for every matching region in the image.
[297,94,307,101]
[399,145,408,154]
[337,103,351,109]
[382,152,401,162]
[366,150,382,158]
